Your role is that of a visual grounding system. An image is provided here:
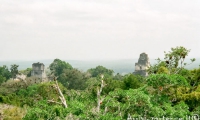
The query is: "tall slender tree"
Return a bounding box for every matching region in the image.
[10,64,19,80]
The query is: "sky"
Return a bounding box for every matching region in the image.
[0,0,200,61]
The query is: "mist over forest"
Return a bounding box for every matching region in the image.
[0,58,199,74]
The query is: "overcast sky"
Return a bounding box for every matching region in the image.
[0,0,200,61]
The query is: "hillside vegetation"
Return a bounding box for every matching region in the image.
[0,46,200,120]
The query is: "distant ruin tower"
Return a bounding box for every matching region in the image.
[133,53,150,76]
[31,62,46,81]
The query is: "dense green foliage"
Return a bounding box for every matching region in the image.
[49,58,73,77]
[0,65,11,85]
[59,68,90,90]
[0,65,11,80]
[87,65,114,77]
[123,74,144,90]
[0,46,200,119]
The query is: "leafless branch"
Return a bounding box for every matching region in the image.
[55,80,68,108]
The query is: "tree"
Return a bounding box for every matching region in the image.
[48,78,68,108]
[189,68,200,87]
[113,73,124,80]
[123,74,143,90]
[19,68,32,77]
[146,74,189,104]
[0,75,6,85]
[96,75,105,113]
[59,69,89,90]
[87,66,114,78]
[0,65,11,80]
[103,78,124,94]
[146,74,188,90]
[163,46,195,74]
[148,46,195,75]
[10,64,19,80]
[49,59,73,77]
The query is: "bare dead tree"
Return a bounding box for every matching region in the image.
[48,77,68,108]
[97,74,106,113]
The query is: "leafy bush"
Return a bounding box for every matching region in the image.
[23,100,68,120]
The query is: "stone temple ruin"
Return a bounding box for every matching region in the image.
[31,62,47,81]
[133,53,150,76]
